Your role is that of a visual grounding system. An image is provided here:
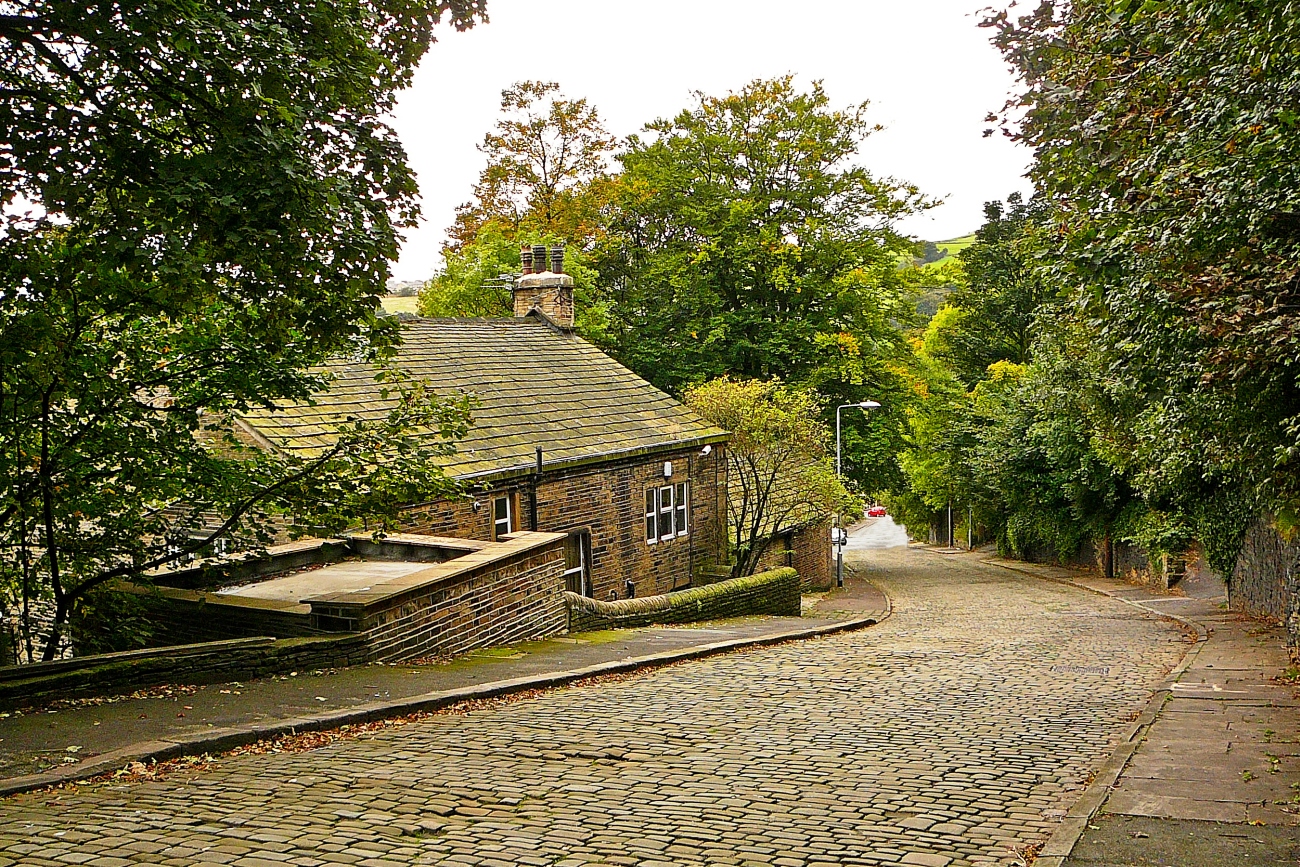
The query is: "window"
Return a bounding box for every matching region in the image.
[645,489,657,544]
[681,480,691,535]
[644,482,690,544]
[493,495,514,540]
[563,530,591,596]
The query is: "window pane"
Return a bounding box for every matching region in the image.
[494,496,511,539]
[675,482,688,535]
[645,489,657,543]
[659,485,674,539]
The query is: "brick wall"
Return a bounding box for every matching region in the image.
[0,634,368,711]
[1230,518,1300,662]
[565,567,801,632]
[752,520,833,591]
[350,542,567,662]
[398,445,728,600]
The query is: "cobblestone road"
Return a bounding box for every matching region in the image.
[0,547,1190,867]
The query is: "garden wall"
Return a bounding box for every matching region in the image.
[751,521,833,591]
[1229,518,1300,662]
[0,633,367,711]
[565,567,801,632]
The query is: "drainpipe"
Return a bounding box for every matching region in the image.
[530,447,541,531]
[687,454,694,589]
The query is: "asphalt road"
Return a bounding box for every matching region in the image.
[0,545,1189,867]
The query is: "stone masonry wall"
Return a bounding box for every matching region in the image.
[1230,518,1300,662]
[141,590,321,646]
[565,567,801,632]
[752,520,834,591]
[399,445,728,601]
[352,542,568,663]
[0,634,368,711]
[792,520,833,591]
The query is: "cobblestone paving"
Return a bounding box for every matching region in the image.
[0,548,1190,867]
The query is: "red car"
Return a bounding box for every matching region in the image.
[867,505,887,518]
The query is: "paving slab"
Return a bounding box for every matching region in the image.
[1069,814,1300,865]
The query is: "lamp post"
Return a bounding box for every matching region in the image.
[834,400,881,587]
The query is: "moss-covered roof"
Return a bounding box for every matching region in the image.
[240,316,728,480]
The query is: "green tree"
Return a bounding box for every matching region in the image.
[448,80,617,252]
[685,379,859,578]
[986,0,1300,518]
[0,0,483,659]
[595,76,931,394]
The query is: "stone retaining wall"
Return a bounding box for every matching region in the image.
[1230,518,1300,662]
[751,521,833,591]
[0,633,367,711]
[356,543,566,662]
[565,567,800,632]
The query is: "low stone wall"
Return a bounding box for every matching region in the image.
[752,521,833,591]
[141,588,321,646]
[307,532,568,663]
[0,633,367,711]
[1230,518,1300,661]
[565,567,801,633]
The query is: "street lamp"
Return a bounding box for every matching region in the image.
[834,400,881,587]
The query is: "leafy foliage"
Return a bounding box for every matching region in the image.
[448,81,617,252]
[986,0,1300,517]
[595,76,931,396]
[0,0,483,659]
[685,379,859,578]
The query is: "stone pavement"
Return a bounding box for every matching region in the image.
[984,557,1300,866]
[0,543,1189,866]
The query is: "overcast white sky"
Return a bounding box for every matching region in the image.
[388,0,1031,281]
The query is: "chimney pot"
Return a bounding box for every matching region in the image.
[550,245,565,275]
[532,245,548,273]
[520,245,532,275]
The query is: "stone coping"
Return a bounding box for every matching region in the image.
[303,530,567,610]
[0,636,277,683]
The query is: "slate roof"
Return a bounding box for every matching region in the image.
[240,316,728,481]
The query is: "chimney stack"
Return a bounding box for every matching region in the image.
[513,244,575,329]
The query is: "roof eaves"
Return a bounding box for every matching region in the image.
[452,431,731,486]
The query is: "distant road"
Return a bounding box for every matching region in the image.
[847,515,910,549]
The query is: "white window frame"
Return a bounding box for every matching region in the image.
[658,484,674,542]
[493,495,513,540]
[645,482,690,545]
[675,481,689,537]
[645,489,658,545]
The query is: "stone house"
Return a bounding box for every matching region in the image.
[238,249,731,601]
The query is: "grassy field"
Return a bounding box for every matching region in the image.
[380,295,420,314]
[935,233,976,256]
[917,233,976,269]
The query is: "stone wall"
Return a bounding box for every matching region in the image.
[565,567,801,632]
[0,633,367,711]
[398,445,728,600]
[1229,518,1300,661]
[141,588,320,646]
[752,520,834,591]
[305,532,569,663]
[355,541,567,662]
